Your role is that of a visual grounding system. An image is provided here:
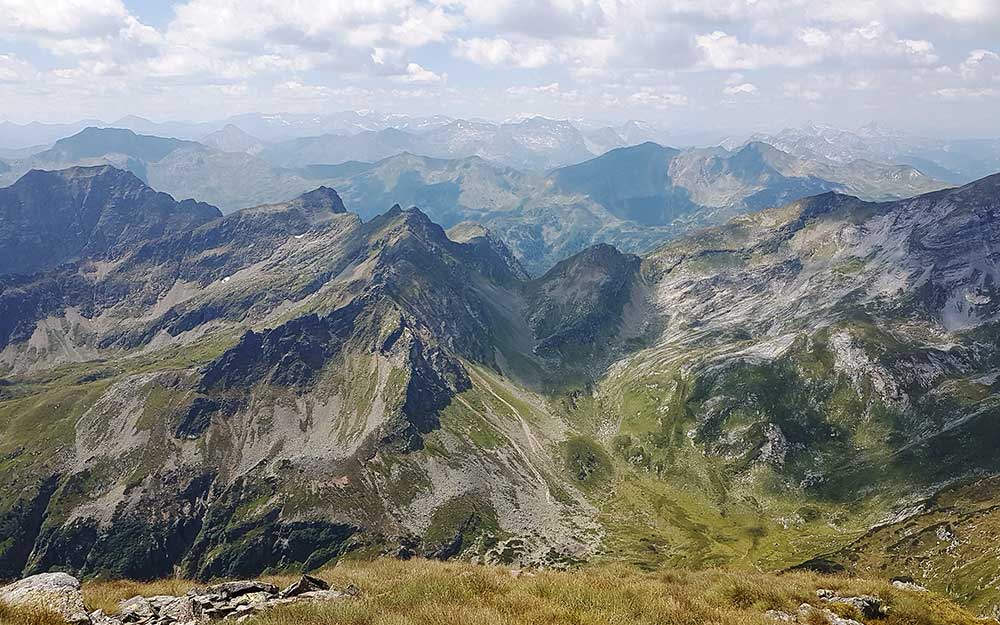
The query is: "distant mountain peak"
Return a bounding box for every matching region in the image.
[290,186,347,214]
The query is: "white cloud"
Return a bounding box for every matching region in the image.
[695,31,817,70]
[933,87,999,100]
[0,53,36,83]
[782,82,822,101]
[398,62,446,84]
[0,0,130,38]
[0,0,996,130]
[454,37,558,68]
[505,82,584,104]
[960,49,1000,81]
[450,0,607,38]
[628,88,688,108]
[695,22,937,71]
[724,82,758,95]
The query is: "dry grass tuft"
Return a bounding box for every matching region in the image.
[0,602,67,625]
[2,559,987,625]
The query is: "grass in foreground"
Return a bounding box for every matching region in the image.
[53,559,982,625]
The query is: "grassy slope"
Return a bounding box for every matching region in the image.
[1,559,986,625]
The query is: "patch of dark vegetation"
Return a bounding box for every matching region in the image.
[422,495,500,559]
[563,436,612,486]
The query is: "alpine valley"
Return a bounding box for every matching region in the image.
[2,148,1000,618]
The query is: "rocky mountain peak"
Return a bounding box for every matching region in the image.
[447,221,530,282]
[289,185,347,214]
[527,243,642,359]
[0,165,220,276]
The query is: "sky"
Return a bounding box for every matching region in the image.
[0,0,998,137]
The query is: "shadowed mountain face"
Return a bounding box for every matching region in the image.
[0,166,220,276]
[2,166,1000,613]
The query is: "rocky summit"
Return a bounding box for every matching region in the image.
[2,166,1000,614]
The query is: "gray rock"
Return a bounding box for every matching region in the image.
[119,595,156,622]
[892,580,927,592]
[203,581,278,600]
[816,589,886,618]
[90,609,124,625]
[157,596,197,623]
[764,609,796,622]
[229,592,271,608]
[279,575,330,598]
[0,572,91,624]
[765,603,868,625]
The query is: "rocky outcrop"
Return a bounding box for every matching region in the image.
[816,589,886,619]
[766,603,864,625]
[0,573,354,625]
[104,575,355,625]
[0,572,90,624]
[765,590,886,625]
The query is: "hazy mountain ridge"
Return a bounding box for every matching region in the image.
[0,126,945,276]
[0,127,325,212]
[726,122,1000,184]
[322,142,947,272]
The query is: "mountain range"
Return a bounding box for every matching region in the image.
[1,165,1000,614]
[725,122,1000,184]
[0,127,948,273]
[0,114,668,171]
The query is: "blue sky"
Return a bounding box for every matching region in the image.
[0,0,998,136]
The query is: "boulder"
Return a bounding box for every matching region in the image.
[0,572,91,624]
[817,589,886,619]
[764,603,865,625]
[157,596,197,623]
[890,577,928,592]
[62,574,352,625]
[118,596,156,622]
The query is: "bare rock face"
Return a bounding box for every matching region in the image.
[0,572,90,624]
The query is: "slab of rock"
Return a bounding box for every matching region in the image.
[90,608,124,625]
[890,577,928,592]
[817,589,886,618]
[279,574,329,598]
[118,595,156,622]
[0,572,91,624]
[201,581,278,600]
